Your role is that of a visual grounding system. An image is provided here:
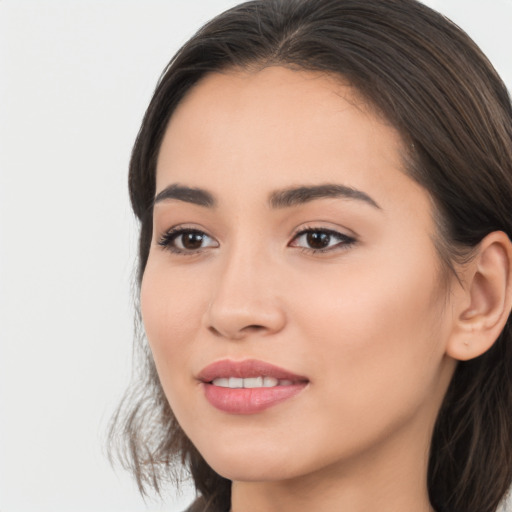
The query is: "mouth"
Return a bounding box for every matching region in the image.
[198,359,309,414]
[210,376,298,388]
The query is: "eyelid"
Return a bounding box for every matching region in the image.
[288,224,357,253]
[155,222,356,256]
[157,224,219,254]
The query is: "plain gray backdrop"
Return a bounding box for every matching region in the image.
[1,1,511,511]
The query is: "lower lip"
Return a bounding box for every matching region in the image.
[203,383,307,414]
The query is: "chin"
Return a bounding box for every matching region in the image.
[209,459,300,483]
[197,441,305,482]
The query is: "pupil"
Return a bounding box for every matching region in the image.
[307,231,330,249]
[183,232,203,249]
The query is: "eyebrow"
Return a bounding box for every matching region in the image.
[153,183,380,210]
[154,184,216,207]
[269,184,381,209]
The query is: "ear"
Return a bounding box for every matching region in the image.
[446,231,512,361]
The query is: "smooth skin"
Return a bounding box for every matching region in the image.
[141,67,512,512]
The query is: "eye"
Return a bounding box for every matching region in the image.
[158,228,219,254]
[289,228,356,253]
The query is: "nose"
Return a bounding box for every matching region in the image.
[203,249,287,340]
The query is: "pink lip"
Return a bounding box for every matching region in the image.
[198,359,309,415]
[198,359,308,382]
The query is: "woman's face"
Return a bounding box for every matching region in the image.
[141,67,457,484]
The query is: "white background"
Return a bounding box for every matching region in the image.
[1,1,511,511]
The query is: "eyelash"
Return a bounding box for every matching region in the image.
[157,227,218,255]
[290,227,357,254]
[157,226,357,255]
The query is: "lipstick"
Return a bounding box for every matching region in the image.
[198,359,309,414]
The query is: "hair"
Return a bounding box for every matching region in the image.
[108,1,512,511]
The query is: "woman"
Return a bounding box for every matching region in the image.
[109,1,512,511]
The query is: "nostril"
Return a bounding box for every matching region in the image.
[207,324,266,339]
[242,325,265,332]
[208,326,222,337]
[204,297,286,339]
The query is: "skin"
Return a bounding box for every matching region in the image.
[141,66,464,512]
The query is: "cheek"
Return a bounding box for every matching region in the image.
[140,258,214,429]
[140,257,205,380]
[289,246,448,419]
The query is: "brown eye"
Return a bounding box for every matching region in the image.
[306,231,331,249]
[158,228,219,253]
[180,231,206,250]
[290,228,356,253]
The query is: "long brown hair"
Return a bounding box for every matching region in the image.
[109,1,512,511]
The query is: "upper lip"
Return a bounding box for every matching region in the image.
[198,359,309,383]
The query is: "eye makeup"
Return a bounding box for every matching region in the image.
[157,223,357,257]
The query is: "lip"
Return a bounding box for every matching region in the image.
[198,358,308,382]
[198,359,309,415]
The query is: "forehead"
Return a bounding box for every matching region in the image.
[155,66,430,221]
[172,66,366,120]
[163,67,381,147]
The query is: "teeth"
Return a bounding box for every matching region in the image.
[244,376,263,388]
[229,377,244,388]
[263,376,278,387]
[212,378,229,387]
[211,376,292,388]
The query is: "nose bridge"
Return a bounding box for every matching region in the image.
[204,235,285,339]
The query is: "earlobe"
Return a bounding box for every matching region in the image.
[446,231,512,361]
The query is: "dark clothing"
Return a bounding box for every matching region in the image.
[184,497,228,512]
